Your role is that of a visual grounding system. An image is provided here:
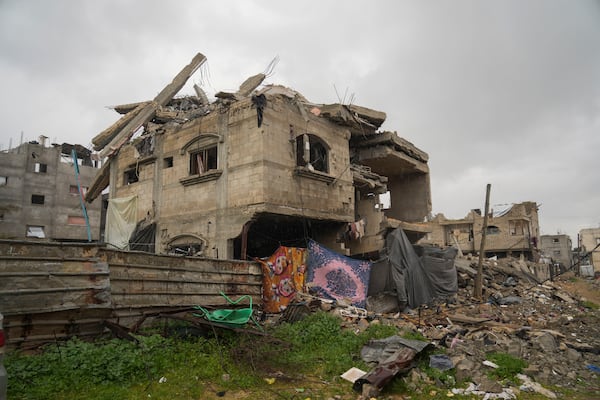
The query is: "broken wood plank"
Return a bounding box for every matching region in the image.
[98,52,207,158]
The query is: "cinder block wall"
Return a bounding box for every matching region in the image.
[113,94,355,258]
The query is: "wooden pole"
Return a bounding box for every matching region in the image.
[474,183,491,299]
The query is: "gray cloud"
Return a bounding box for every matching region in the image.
[1,0,598,240]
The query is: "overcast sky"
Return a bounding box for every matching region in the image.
[1,0,599,244]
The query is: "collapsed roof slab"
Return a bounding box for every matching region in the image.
[351,164,388,194]
[352,131,429,176]
[351,131,428,163]
[318,103,386,135]
[355,145,429,176]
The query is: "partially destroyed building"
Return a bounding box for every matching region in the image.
[87,53,431,259]
[420,202,541,260]
[578,228,600,269]
[540,234,573,269]
[0,137,103,241]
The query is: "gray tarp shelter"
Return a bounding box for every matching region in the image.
[368,228,458,309]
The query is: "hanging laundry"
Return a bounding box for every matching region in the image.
[257,246,307,313]
[306,240,371,308]
[344,218,366,241]
[251,94,267,127]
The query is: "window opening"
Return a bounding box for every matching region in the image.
[124,168,139,185]
[164,157,173,168]
[486,225,500,235]
[296,134,329,173]
[508,220,525,236]
[70,185,88,196]
[26,225,45,238]
[190,146,217,175]
[31,194,45,204]
[34,163,47,173]
[376,191,391,210]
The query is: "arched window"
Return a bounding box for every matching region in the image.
[179,133,223,186]
[167,234,206,256]
[296,134,329,173]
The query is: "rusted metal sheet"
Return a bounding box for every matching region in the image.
[105,249,262,310]
[0,259,111,314]
[0,240,263,347]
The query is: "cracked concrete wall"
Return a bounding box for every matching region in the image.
[0,142,102,241]
[112,94,355,258]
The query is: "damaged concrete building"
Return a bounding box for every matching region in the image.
[540,234,573,270]
[86,53,431,259]
[419,201,541,260]
[578,227,600,269]
[0,137,103,241]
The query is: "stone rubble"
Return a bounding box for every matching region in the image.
[296,255,600,398]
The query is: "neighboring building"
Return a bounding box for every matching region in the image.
[419,202,541,260]
[579,228,600,269]
[540,234,573,269]
[87,54,432,259]
[0,138,103,241]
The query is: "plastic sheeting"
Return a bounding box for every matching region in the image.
[354,335,431,393]
[368,228,458,309]
[129,222,156,253]
[105,196,138,250]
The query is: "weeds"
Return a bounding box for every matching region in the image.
[6,313,401,399]
[581,300,599,310]
[485,352,527,381]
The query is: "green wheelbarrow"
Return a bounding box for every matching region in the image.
[193,292,261,330]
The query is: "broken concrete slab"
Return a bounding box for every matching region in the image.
[98,52,207,158]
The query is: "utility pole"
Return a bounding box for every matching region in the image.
[474,183,491,300]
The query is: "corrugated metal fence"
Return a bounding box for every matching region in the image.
[0,240,262,348]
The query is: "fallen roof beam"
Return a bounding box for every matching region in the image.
[112,101,152,115]
[92,103,147,151]
[98,52,207,158]
[85,160,110,203]
[318,103,386,135]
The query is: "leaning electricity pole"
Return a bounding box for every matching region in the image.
[474,183,491,299]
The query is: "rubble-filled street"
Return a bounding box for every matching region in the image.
[311,255,600,399]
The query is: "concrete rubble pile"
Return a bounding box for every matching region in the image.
[279,255,600,399]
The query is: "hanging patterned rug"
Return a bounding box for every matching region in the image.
[306,240,371,308]
[257,246,307,313]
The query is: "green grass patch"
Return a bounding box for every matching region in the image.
[268,311,397,376]
[5,313,402,399]
[485,352,527,380]
[581,300,599,310]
